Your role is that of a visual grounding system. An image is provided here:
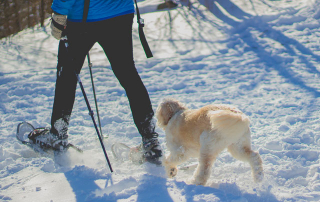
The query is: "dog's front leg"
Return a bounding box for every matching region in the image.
[163,151,188,178]
[163,154,178,178]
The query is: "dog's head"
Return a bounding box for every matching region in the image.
[156,98,187,129]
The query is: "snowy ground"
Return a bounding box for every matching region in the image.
[1,0,320,201]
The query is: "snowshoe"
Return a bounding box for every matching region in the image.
[16,122,83,154]
[111,142,145,164]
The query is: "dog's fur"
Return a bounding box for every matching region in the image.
[156,98,264,185]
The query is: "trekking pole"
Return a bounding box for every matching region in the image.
[75,72,113,173]
[87,53,104,139]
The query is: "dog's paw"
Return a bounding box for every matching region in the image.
[186,178,195,184]
[190,177,205,186]
[254,170,264,183]
[252,164,264,183]
[169,167,178,178]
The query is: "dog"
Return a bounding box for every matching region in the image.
[156,98,264,185]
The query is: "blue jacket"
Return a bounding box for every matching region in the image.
[52,0,135,22]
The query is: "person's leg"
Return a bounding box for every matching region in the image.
[30,27,95,150]
[97,14,156,139]
[97,14,162,163]
[50,23,96,138]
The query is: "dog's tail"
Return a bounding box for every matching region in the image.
[209,110,250,138]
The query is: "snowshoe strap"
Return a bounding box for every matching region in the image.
[28,128,50,142]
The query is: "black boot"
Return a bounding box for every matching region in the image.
[137,115,162,165]
[142,133,162,165]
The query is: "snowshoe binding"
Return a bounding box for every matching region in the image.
[28,127,68,151]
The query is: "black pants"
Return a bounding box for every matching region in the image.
[51,13,156,139]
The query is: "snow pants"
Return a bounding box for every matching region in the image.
[51,13,156,139]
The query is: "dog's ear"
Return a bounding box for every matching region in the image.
[156,98,187,129]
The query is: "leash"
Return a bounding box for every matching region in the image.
[133,0,153,58]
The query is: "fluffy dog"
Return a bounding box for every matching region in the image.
[156,98,264,185]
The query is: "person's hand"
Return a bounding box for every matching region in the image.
[50,13,67,40]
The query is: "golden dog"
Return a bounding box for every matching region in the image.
[156,98,264,185]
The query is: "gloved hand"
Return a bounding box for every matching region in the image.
[50,13,67,40]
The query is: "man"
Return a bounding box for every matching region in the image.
[30,0,162,165]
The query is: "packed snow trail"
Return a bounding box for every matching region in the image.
[1,0,320,201]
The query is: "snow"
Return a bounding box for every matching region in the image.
[1,0,320,201]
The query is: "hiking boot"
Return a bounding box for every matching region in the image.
[129,135,162,165]
[28,127,68,151]
[141,135,162,165]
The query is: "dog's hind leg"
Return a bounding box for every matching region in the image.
[191,152,216,185]
[227,131,264,182]
[191,131,225,185]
